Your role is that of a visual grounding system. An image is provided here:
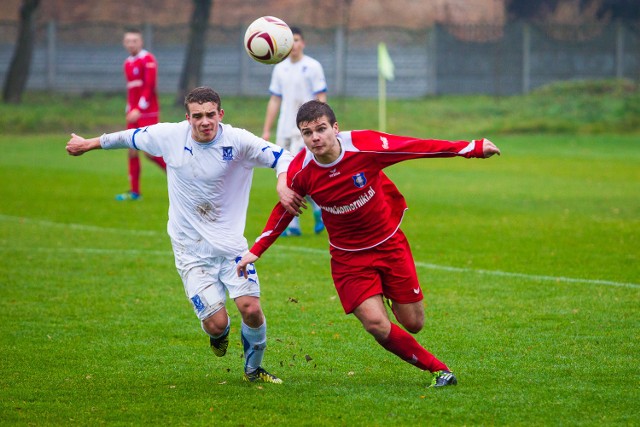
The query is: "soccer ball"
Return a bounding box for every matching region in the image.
[244,16,294,65]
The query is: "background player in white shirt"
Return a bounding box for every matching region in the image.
[238,100,501,388]
[262,26,327,236]
[66,87,298,384]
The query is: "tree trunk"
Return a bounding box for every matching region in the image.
[2,0,41,104]
[176,0,213,105]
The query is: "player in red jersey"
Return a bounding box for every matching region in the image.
[117,28,166,201]
[237,100,501,388]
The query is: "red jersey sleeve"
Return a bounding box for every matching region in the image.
[249,153,306,257]
[349,130,485,168]
[249,202,295,257]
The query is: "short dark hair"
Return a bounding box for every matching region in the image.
[290,26,303,38]
[296,100,336,129]
[184,86,222,114]
[124,28,142,35]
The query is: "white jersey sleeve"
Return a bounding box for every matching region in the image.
[306,57,327,95]
[100,122,186,158]
[233,127,293,176]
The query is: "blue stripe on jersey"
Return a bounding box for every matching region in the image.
[271,147,284,168]
[131,128,143,150]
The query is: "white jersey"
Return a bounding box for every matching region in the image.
[269,55,327,141]
[100,121,292,258]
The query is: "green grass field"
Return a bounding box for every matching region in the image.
[1,86,639,425]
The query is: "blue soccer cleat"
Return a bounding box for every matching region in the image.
[115,191,141,201]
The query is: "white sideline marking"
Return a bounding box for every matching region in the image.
[413,262,640,289]
[275,246,640,289]
[0,214,161,237]
[1,246,173,257]
[1,214,638,290]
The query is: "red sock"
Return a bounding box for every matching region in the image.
[128,156,141,194]
[148,155,167,171]
[379,323,448,372]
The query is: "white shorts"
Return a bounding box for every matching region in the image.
[171,239,260,321]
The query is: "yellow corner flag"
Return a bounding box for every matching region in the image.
[378,43,394,132]
[378,42,395,81]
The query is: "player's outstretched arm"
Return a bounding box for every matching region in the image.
[66,133,102,156]
[237,251,260,278]
[481,138,501,158]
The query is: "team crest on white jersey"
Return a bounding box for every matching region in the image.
[222,146,233,161]
[352,172,367,188]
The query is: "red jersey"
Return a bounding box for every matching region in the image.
[123,49,159,127]
[250,130,487,256]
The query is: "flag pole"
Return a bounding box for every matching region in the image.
[379,68,386,132]
[377,42,394,133]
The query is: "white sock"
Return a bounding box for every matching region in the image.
[241,320,267,373]
[288,216,300,230]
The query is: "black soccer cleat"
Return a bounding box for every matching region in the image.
[209,329,230,357]
[243,367,283,384]
[429,370,458,388]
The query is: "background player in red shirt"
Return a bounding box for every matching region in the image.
[117,28,166,201]
[237,100,501,388]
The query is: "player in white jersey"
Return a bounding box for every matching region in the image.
[66,87,298,384]
[262,26,327,236]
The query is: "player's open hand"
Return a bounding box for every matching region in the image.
[126,108,141,124]
[481,138,501,158]
[236,251,260,278]
[277,177,306,216]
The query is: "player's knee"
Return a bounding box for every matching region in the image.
[238,302,264,326]
[202,312,229,336]
[394,305,424,333]
[401,318,424,334]
[362,317,391,341]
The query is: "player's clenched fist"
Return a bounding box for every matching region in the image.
[481,138,501,158]
[66,133,101,156]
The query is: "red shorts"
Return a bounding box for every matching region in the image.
[330,229,423,314]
